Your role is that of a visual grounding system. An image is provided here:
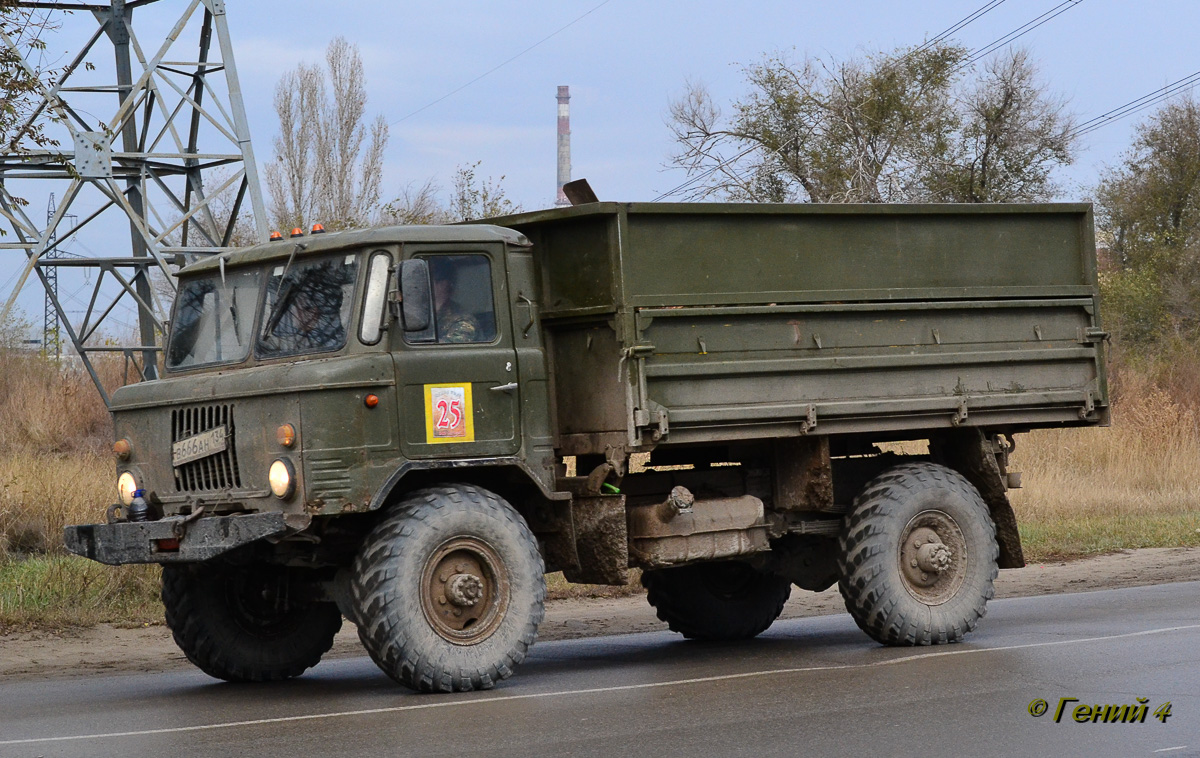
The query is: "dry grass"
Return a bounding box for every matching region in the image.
[0,450,112,554]
[1011,354,1200,560]
[0,351,119,557]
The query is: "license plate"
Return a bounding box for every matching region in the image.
[172,426,228,466]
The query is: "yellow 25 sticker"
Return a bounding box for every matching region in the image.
[424,383,474,444]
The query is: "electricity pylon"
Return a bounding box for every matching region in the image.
[0,0,268,404]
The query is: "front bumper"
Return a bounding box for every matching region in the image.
[63,512,289,565]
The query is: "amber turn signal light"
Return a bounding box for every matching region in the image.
[364,394,379,409]
[276,423,296,448]
[113,438,132,461]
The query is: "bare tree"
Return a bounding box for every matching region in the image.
[264,37,388,232]
[382,179,447,225]
[381,162,521,225]
[665,43,1075,204]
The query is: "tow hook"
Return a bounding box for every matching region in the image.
[173,505,206,540]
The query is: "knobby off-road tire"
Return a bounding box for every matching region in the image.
[162,563,342,682]
[838,462,999,646]
[351,484,546,693]
[642,561,792,641]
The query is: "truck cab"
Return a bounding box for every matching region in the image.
[93,225,558,527]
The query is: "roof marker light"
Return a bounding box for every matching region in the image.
[269,230,284,241]
[311,223,326,234]
[290,228,304,238]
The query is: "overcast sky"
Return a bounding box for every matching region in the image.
[5,0,1200,327]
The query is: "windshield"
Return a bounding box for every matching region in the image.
[166,268,261,370]
[257,254,359,359]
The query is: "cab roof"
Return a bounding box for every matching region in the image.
[180,223,531,276]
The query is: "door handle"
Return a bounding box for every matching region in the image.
[491,382,519,392]
[517,294,536,338]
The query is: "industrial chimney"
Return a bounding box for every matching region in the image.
[556,85,571,206]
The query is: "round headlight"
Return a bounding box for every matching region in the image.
[117,471,138,506]
[269,459,295,499]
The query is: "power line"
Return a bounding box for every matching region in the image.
[390,0,614,126]
[1070,71,1200,139]
[955,0,1083,72]
[915,0,1009,55]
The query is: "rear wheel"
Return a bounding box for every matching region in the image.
[838,462,998,646]
[643,561,792,641]
[351,484,546,692]
[162,562,342,682]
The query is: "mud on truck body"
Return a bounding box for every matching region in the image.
[65,202,1108,692]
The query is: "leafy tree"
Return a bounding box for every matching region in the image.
[265,37,388,232]
[922,49,1075,202]
[665,43,1075,204]
[448,161,519,221]
[1096,95,1200,342]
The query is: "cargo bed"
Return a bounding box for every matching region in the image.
[490,203,1108,454]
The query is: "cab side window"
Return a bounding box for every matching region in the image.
[413,254,497,344]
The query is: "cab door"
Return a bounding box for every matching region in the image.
[395,244,521,459]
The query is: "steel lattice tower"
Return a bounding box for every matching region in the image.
[1,0,268,404]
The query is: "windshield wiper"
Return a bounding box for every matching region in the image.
[219,257,242,346]
[259,240,313,339]
[263,278,296,338]
[262,242,305,338]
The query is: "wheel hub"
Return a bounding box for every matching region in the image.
[446,573,485,607]
[898,512,968,605]
[916,542,953,574]
[420,537,510,645]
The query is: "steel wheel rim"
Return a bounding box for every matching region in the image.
[420,536,510,645]
[898,509,968,606]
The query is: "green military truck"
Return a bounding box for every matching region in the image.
[64,202,1108,692]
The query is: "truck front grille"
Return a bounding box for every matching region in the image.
[172,404,243,492]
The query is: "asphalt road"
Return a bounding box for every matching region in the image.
[2,582,1199,758]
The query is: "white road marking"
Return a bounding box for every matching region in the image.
[1153,748,1189,754]
[4,622,1200,746]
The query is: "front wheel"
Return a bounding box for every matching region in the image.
[838,462,999,646]
[643,561,792,641]
[351,485,546,693]
[162,562,342,682]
